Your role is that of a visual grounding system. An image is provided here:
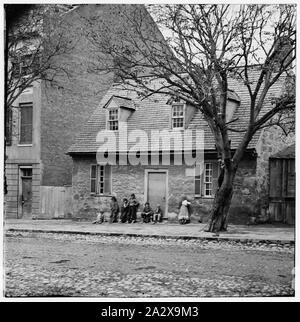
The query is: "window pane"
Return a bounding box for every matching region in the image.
[22,168,32,177]
[173,118,184,128]
[204,163,213,196]
[109,110,118,120]
[173,105,183,116]
[172,105,184,129]
[19,103,33,144]
[109,121,118,130]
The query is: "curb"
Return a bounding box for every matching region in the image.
[5,228,295,246]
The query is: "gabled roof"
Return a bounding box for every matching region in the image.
[68,67,286,154]
[103,95,136,110]
[270,143,295,159]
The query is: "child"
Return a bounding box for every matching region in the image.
[141,202,154,223]
[120,198,130,223]
[178,199,191,224]
[110,196,119,223]
[128,193,139,223]
[92,210,104,224]
[153,204,162,224]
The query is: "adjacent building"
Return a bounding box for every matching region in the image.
[5,4,162,219]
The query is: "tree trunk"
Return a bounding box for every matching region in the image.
[207,168,236,232]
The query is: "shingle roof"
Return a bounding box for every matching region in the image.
[270,143,295,159]
[68,67,286,154]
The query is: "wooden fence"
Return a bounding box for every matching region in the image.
[40,186,72,218]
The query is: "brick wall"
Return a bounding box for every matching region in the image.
[40,5,115,186]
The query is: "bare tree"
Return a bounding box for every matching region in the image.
[5,4,76,110]
[4,4,77,194]
[83,4,295,232]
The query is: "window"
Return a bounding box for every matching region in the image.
[5,108,13,146]
[21,168,32,178]
[19,103,33,144]
[108,109,118,130]
[194,162,217,197]
[172,104,184,129]
[90,165,111,194]
[204,163,213,197]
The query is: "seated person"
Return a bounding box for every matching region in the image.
[153,204,163,224]
[120,198,130,223]
[92,211,104,224]
[141,202,154,223]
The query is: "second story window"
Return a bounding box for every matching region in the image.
[108,109,118,131]
[172,104,184,129]
[19,102,33,144]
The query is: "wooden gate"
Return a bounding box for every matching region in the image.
[269,156,295,225]
[40,186,72,218]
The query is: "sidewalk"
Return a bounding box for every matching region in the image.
[4,219,295,244]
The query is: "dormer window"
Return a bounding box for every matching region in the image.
[172,104,184,129]
[104,95,135,129]
[108,109,118,131]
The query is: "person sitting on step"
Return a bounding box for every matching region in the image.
[153,204,163,224]
[141,202,154,223]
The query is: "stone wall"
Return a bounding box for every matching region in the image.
[72,156,197,220]
[255,127,294,207]
[71,155,259,224]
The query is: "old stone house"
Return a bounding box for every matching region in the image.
[67,67,295,225]
[5,4,161,219]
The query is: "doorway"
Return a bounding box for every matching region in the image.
[145,170,168,218]
[18,167,32,218]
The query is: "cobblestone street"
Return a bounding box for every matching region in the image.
[4,231,294,298]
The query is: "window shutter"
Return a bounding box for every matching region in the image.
[5,108,12,145]
[90,165,97,193]
[104,165,111,194]
[195,164,203,196]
